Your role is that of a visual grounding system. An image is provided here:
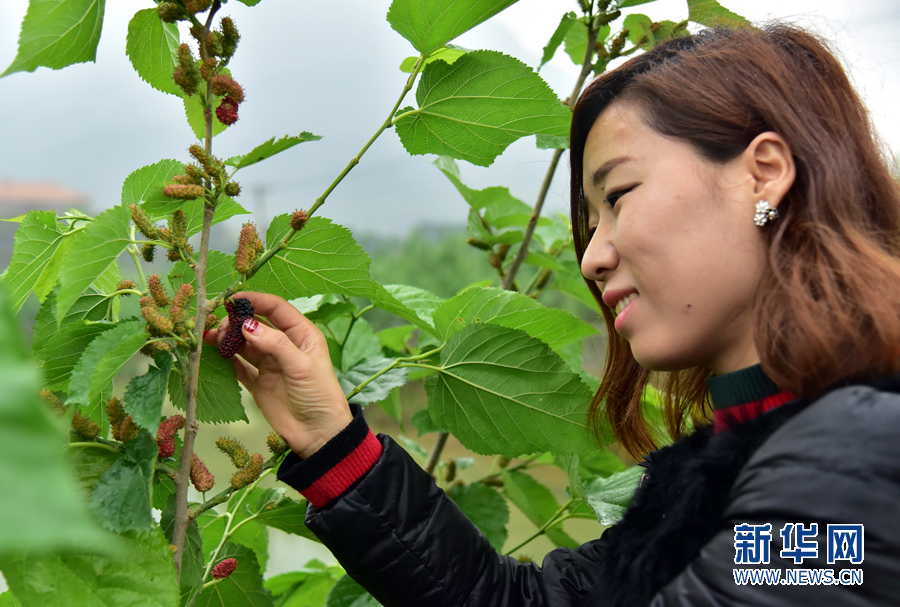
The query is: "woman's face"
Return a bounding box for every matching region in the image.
[581,102,767,375]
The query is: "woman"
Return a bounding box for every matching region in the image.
[205,24,900,605]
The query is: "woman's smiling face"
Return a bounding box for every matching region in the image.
[580,101,772,375]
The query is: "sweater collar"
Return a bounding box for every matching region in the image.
[707,364,796,433]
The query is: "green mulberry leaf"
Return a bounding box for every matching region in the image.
[395,51,570,167]
[449,482,508,550]
[192,542,273,607]
[584,465,643,526]
[687,0,748,26]
[90,432,156,533]
[124,352,174,433]
[55,204,132,324]
[168,345,246,424]
[2,0,107,77]
[121,159,184,215]
[387,0,519,55]
[247,215,377,300]
[432,286,597,351]
[67,319,149,425]
[324,575,379,607]
[0,284,107,557]
[126,8,181,96]
[225,133,322,170]
[0,527,179,607]
[426,323,597,457]
[33,290,112,391]
[1,210,72,311]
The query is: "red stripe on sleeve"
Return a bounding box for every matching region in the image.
[300,431,383,508]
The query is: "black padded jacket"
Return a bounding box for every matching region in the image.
[279,378,900,606]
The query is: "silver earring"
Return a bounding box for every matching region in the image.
[754,200,779,226]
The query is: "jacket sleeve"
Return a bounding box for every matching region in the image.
[301,435,611,607]
[651,385,900,606]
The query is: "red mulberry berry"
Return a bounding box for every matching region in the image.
[162,184,204,201]
[210,74,244,103]
[148,274,170,307]
[290,209,308,232]
[215,96,239,126]
[211,558,237,579]
[158,439,176,458]
[156,415,185,457]
[190,453,215,492]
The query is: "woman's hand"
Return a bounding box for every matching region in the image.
[203,291,352,459]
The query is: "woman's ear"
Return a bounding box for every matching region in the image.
[744,131,796,208]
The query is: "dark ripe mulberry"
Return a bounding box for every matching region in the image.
[219,298,254,358]
[215,96,239,126]
[211,558,237,579]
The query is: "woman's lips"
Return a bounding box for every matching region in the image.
[614,294,638,333]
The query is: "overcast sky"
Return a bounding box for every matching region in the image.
[0,0,897,239]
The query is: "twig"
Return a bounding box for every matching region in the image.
[424,432,449,476]
[172,7,219,578]
[501,19,601,291]
[501,149,564,290]
[184,468,273,607]
[504,498,574,555]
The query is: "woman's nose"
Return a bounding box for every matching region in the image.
[581,226,618,283]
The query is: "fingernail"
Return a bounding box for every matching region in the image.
[243,318,259,333]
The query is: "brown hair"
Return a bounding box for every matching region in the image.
[569,24,900,459]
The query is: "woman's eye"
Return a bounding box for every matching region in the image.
[587,226,597,240]
[603,185,635,209]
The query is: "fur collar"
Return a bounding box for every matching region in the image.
[590,399,811,606]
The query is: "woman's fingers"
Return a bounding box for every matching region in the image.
[232,292,327,354]
[240,318,312,379]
